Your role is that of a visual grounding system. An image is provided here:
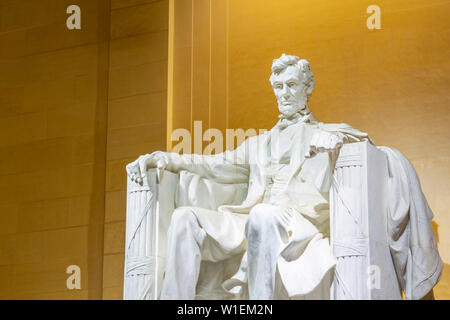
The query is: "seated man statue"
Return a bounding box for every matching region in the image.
[126,54,442,300]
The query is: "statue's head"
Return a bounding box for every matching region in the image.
[269,54,315,118]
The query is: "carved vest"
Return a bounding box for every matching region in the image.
[262,125,296,205]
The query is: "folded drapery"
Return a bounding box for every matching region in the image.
[379,146,443,300]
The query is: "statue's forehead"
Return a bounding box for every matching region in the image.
[271,66,301,82]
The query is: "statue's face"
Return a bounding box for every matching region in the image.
[271,66,308,118]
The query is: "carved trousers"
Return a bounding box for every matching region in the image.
[160,203,293,300]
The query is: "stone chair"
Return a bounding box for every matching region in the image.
[123,141,402,300]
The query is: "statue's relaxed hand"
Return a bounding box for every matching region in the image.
[307,131,343,158]
[126,151,169,184]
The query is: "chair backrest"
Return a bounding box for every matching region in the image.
[330,141,402,299]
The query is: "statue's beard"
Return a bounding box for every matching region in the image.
[278,100,308,118]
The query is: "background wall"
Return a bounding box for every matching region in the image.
[167,0,228,152]
[0,0,110,299]
[0,0,168,299]
[103,0,168,300]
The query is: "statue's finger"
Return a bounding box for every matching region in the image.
[328,135,338,149]
[306,146,316,158]
[156,158,166,169]
[318,133,328,151]
[139,157,148,178]
[310,132,319,146]
[324,137,332,150]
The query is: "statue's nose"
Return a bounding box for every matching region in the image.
[282,91,291,100]
[280,86,289,97]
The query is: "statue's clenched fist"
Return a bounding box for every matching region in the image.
[307,131,343,158]
[126,151,169,184]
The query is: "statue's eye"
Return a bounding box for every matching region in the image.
[288,82,296,87]
[275,84,283,89]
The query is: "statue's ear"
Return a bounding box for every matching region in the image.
[305,77,315,97]
[298,59,315,98]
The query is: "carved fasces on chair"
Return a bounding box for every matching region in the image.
[124,169,178,300]
[330,141,402,300]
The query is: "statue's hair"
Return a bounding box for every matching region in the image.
[269,54,315,100]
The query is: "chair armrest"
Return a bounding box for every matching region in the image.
[124,168,178,300]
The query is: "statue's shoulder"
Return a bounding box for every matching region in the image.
[317,122,355,131]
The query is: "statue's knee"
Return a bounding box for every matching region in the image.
[247,204,275,233]
[171,207,197,229]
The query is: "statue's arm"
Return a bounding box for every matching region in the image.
[127,138,250,184]
[164,146,249,184]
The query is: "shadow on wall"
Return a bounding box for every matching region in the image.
[431,221,439,243]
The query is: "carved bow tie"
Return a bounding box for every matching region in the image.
[275,111,313,129]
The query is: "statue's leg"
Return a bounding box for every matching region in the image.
[246,203,290,300]
[160,207,207,300]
